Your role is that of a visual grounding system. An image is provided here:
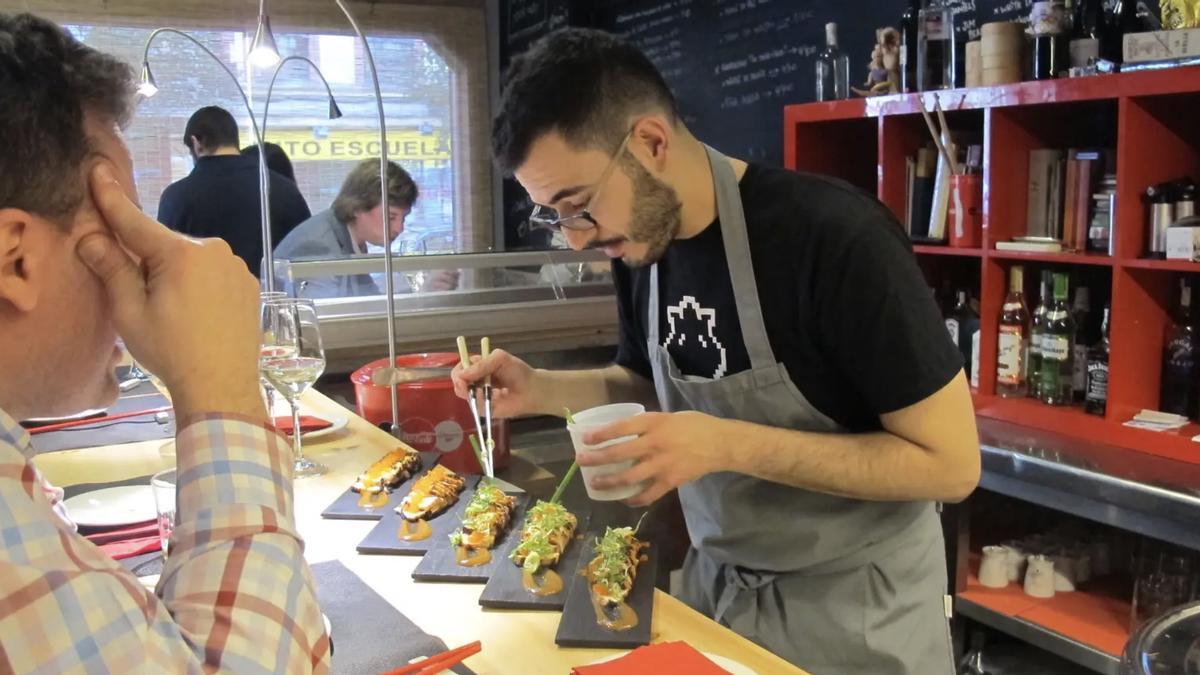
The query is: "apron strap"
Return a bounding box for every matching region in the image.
[703,145,776,370]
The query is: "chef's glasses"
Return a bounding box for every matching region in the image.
[527,130,634,233]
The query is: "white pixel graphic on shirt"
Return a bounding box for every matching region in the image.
[663,295,728,379]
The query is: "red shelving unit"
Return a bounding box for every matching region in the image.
[784,67,1200,468]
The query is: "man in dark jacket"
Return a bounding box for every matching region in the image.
[158,106,310,277]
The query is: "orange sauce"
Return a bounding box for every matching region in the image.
[398,518,432,542]
[522,568,564,596]
[356,490,389,509]
[455,546,492,567]
[590,590,638,631]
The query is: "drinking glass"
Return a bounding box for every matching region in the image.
[260,298,327,478]
[151,468,176,558]
[398,238,427,293]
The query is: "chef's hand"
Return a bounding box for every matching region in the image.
[76,162,265,423]
[452,349,539,419]
[579,411,732,507]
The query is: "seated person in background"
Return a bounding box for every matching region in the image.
[0,13,328,672]
[275,158,456,298]
[158,106,311,276]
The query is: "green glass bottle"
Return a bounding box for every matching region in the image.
[1039,272,1076,406]
[1028,272,1050,400]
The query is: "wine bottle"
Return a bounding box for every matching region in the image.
[997,266,1031,398]
[1161,279,1197,419]
[1070,0,1104,68]
[815,22,850,101]
[1029,272,1051,400]
[1039,272,1075,406]
[1085,305,1110,416]
[1071,286,1091,402]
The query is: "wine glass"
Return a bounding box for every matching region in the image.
[398,238,427,293]
[260,297,327,478]
[259,291,288,416]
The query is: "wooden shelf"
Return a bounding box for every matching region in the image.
[1121,257,1200,273]
[958,565,1126,674]
[988,249,1115,266]
[912,245,983,257]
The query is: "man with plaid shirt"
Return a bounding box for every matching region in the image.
[0,13,329,673]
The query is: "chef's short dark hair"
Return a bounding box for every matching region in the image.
[183,106,240,154]
[492,28,678,175]
[332,158,418,225]
[0,13,135,226]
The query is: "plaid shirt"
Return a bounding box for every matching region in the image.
[0,407,330,674]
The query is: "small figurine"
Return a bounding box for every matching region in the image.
[853,27,901,96]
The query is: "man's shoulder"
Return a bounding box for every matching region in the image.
[275,210,345,258]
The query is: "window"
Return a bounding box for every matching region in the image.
[65,23,459,252]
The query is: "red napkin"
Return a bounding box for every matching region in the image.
[571,641,731,675]
[84,520,162,560]
[271,415,333,435]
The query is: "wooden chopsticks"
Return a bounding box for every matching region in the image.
[381,640,482,675]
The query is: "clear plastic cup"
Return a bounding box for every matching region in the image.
[567,403,647,501]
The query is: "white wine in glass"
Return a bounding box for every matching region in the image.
[260,298,327,478]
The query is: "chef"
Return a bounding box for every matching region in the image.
[454,28,980,674]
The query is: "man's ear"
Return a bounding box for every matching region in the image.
[0,209,43,312]
[630,115,673,173]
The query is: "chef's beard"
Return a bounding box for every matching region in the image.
[619,157,682,268]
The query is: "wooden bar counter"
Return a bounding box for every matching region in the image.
[33,390,805,675]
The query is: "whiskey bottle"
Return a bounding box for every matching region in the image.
[1085,305,1110,416]
[997,266,1031,398]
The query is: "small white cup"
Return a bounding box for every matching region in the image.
[979,546,1010,588]
[1001,544,1027,582]
[567,403,647,501]
[1024,555,1057,598]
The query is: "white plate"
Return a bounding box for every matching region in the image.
[63,485,155,528]
[303,417,348,440]
[586,651,755,675]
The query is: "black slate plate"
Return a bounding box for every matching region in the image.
[355,474,480,556]
[478,510,592,611]
[321,451,441,521]
[554,533,656,649]
[411,490,530,583]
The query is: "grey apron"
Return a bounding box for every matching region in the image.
[651,146,955,675]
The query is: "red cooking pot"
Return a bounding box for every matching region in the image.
[351,353,509,474]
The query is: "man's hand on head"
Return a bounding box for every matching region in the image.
[76,162,265,423]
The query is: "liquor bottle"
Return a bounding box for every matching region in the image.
[815,22,850,101]
[900,0,923,93]
[958,290,980,372]
[997,266,1031,398]
[1069,0,1104,68]
[1071,286,1092,402]
[1160,279,1197,419]
[1085,304,1110,416]
[1029,273,1051,400]
[917,0,955,90]
[1102,0,1143,63]
[1039,272,1076,406]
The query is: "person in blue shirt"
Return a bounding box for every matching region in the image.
[157,106,310,277]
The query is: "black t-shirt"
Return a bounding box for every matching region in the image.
[613,164,963,432]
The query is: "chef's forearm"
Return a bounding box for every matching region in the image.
[721,420,976,502]
[531,365,658,417]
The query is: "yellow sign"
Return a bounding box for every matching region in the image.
[257,129,451,163]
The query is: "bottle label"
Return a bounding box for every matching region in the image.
[970,330,981,389]
[1030,331,1043,357]
[1042,336,1071,361]
[997,327,1025,385]
[1086,362,1109,403]
[945,319,960,346]
[1072,344,1088,391]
